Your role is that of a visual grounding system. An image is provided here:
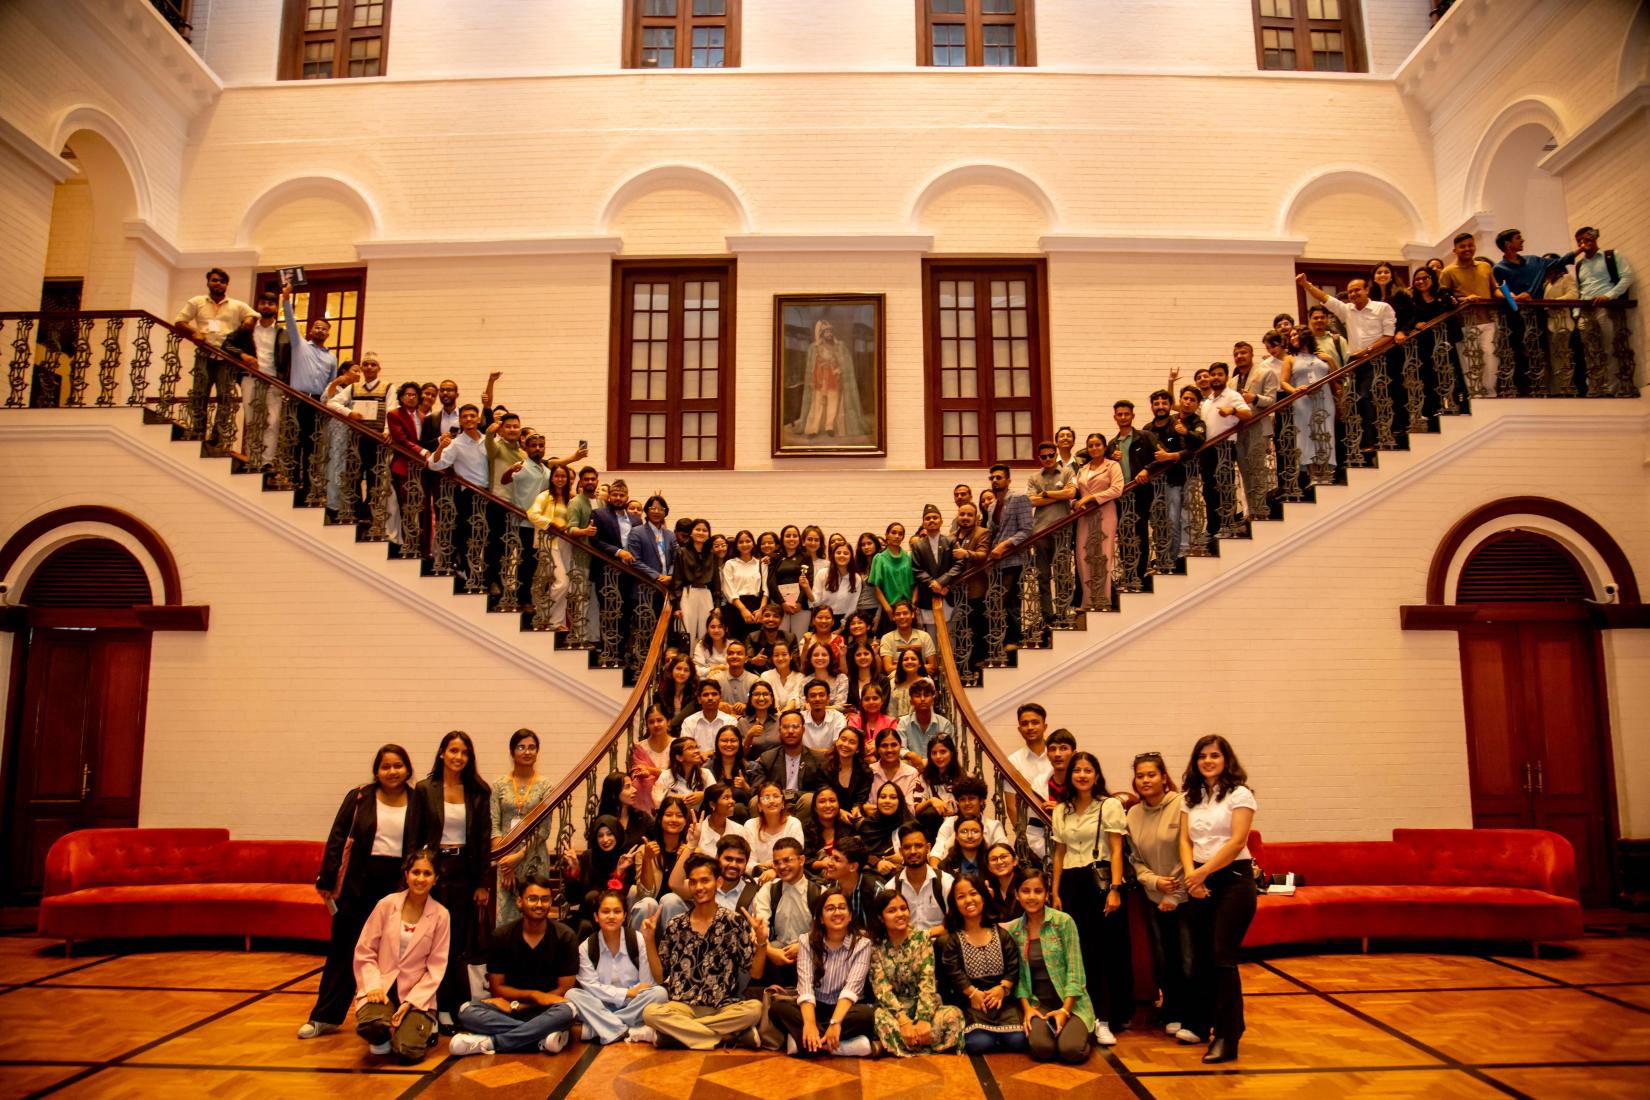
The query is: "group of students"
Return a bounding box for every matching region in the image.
[300,714,1259,1067]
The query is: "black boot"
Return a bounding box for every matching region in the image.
[1202,1036,1239,1063]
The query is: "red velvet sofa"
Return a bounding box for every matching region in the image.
[1244,828,1584,949]
[38,828,331,951]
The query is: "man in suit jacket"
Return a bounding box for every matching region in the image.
[950,501,994,670]
[908,504,961,631]
[1232,339,1281,520]
[625,494,677,582]
[754,711,825,820]
[223,288,293,465]
[984,464,1033,650]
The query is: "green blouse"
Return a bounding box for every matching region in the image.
[1003,908,1097,1030]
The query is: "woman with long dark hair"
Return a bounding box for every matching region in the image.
[983,842,1024,924]
[1368,259,1408,303]
[867,890,965,1056]
[1050,750,1131,1047]
[675,517,718,647]
[525,463,575,628]
[803,786,848,875]
[1005,867,1094,1064]
[938,874,1027,1053]
[692,610,732,680]
[352,847,450,1060]
[300,744,423,1040]
[858,779,913,877]
[843,642,889,715]
[491,729,552,925]
[653,654,699,725]
[707,723,757,817]
[939,813,987,878]
[630,702,675,813]
[721,528,768,630]
[820,726,870,826]
[739,680,781,753]
[594,770,655,850]
[1178,734,1258,1064]
[769,524,815,638]
[414,730,490,1026]
[770,886,878,1057]
[815,540,863,626]
[652,735,713,812]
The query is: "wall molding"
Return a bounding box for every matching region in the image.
[971,404,1650,721]
[1541,83,1650,176]
[0,114,78,184]
[355,236,624,260]
[727,233,934,253]
[1040,234,1307,257]
[0,419,622,716]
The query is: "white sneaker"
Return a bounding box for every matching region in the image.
[1175,1028,1202,1044]
[542,1029,570,1054]
[448,1033,494,1057]
[1094,1023,1117,1047]
[1165,1021,1182,1037]
[625,1025,658,1045]
[836,1036,872,1058]
[581,1023,595,1042]
[368,1040,392,1055]
[786,1036,799,1055]
[296,1020,337,1040]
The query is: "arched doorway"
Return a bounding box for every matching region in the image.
[1478,120,1570,256]
[0,509,208,904]
[1401,498,1643,907]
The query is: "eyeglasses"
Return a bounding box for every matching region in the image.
[1037,451,1056,458]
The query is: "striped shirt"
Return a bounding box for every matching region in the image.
[796,932,873,1006]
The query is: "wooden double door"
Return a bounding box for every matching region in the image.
[2,627,150,903]
[1458,618,1613,906]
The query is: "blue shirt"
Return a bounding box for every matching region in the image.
[1493,251,1576,299]
[282,297,337,396]
[896,711,954,757]
[1576,250,1635,300]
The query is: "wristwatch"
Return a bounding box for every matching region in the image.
[509,1000,521,1012]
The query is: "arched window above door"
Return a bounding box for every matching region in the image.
[1455,531,1592,604]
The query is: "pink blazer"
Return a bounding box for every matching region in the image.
[353,890,451,1011]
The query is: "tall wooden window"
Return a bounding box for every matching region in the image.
[918,0,1035,67]
[256,268,368,367]
[279,0,392,80]
[611,261,736,469]
[1252,0,1365,72]
[922,260,1050,468]
[624,0,741,69]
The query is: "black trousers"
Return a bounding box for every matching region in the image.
[768,997,876,1055]
[1184,860,1256,1042]
[293,400,320,504]
[1058,865,1133,1030]
[433,849,482,1015]
[1145,902,1194,1027]
[1027,1009,1091,1064]
[310,854,404,1025]
[998,565,1024,648]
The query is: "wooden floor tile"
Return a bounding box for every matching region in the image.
[1481,1064,1650,1099]
[0,936,113,984]
[0,987,247,1062]
[994,1052,1136,1099]
[1239,962,1310,996]
[0,1063,92,1096]
[1136,1068,1505,1099]
[1268,953,1559,992]
[127,993,444,1070]
[1115,994,1442,1073]
[1491,937,1650,985]
[42,949,322,991]
[1339,987,1650,1065]
[1589,982,1650,1011]
[54,1066,412,1099]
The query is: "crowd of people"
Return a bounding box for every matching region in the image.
[304,715,1259,1066]
[168,224,1635,649]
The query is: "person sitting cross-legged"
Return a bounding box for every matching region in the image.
[767,886,879,1058]
[564,889,671,1045]
[449,874,579,1056]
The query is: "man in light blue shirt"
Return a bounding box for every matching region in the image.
[1574,226,1636,394]
[281,282,337,499]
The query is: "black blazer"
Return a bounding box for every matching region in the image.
[223,321,292,383]
[908,532,961,602]
[316,782,424,901]
[754,745,826,795]
[414,777,491,886]
[419,415,444,453]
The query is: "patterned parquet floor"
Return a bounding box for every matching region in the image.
[0,931,1646,1099]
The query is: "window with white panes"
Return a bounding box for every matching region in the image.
[613,263,735,468]
[923,261,1049,468]
[281,0,391,80]
[1252,0,1365,73]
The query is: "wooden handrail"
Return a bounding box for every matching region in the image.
[948,299,1480,587]
[927,595,1048,818]
[491,594,675,861]
[4,309,668,593]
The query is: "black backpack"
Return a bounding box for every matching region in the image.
[586,925,640,968]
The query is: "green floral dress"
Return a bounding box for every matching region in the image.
[869,929,965,1056]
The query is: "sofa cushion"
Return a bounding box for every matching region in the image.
[1246,885,1583,947]
[1258,840,1423,887]
[39,883,331,942]
[214,840,325,886]
[43,828,231,895]
[1391,828,1579,898]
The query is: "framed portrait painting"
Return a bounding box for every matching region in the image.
[772,294,886,456]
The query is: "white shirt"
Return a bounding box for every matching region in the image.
[576,931,654,1008]
[894,865,953,931]
[680,710,730,757]
[252,321,277,374]
[738,815,804,866]
[752,875,814,946]
[441,800,466,847]
[370,799,407,857]
[1009,745,1053,854]
[175,294,253,346]
[721,557,766,602]
[760,668,807,711]
[801,708,848,752]
[654,767,715,811]
[1320,296,1396,354]
[1200,385,1251,437]
[1183,784,1257,863]
[696,814,735,856]
[429,430,488,487]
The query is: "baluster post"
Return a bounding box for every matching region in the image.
[1148,478,1175,574]
[1493,312,1517,397]
[1115,490,1144,593]
[271,392,300,489]
[1215,440,1244,538]
[464,493,490,594]
[365,440,394,541]
[1371,348,1397,450]
[1276,400,1303,502]
[244,376,271,469]
[1336,372,1367,468]
[597,568,625,668]
[430,479,459,575]
[1050,525,1076,628]
[398,467,426,558]
[565,561,592,648]
[1431,327,1461,414]
[1611,316,1638,397]
[213,358,240,456]
[184,343,212,437]
[1018,552,1045,647]
[497,519,523,614]
[127,317,153,407]
[1182,459,1212,556]
[950,588,978,687]
[65,318,94,408]
[6,318,35,407]
[629,593,659,678]
[1523,310,1551,395]
[96,318,124,407]
[304,412,330,507]
[982,566,1010,667]
[1401,337,1428,434]
[1545,310,1577,398]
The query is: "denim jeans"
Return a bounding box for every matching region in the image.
[456,999,576,1052]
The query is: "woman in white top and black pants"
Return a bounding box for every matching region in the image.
[1049,751,1133,1046]
[415,731,493,1025]
[1178,734,1258,1064]
[301,744,425,1040]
